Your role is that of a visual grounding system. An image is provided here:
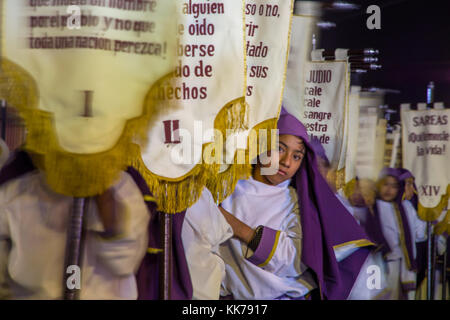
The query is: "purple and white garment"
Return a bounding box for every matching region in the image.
[219,176,316,300]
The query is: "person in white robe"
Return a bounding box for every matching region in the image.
[375,168,426,300]
[215,109,375,300]
[181,188,233,300]
[0,170,150,300]
[218,175,316,300]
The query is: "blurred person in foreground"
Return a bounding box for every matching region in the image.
[0,151,149,299]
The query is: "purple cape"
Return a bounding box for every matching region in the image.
[0,150,35,185]
[277,108,374,299]
[127,167,193,300]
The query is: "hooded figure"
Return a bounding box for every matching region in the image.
[217,108,375,300]
[0,150,150,299]
[276,108,375,299]
[373,167,427,299]
[137,108,376,300]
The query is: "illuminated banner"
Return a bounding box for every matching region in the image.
[1,0,178,196]
[300,60,349,169]
[402,108,450,221]
[245,0,294,130]
[134,0,247,212]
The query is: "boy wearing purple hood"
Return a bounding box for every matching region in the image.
[217,108,375,300]
[374,168,427,299]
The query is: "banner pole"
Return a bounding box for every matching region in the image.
[425,81,435,300]
[63,198,88,300]
[1,100,6,140]
[159,212,172,300]
[443,239,447,300]
[63,91,95,300]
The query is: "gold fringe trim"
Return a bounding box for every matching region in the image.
[326,167,346,191]
[206,98,250,203]
[335,167,346,191]
[127,94,250,212]
[434,209,450,236]
[342,177,377,208]
[418,185,450,222]
[207,117,278,203]
[0,57,171,197]
[207,161,252,204]
[214,97,248,136]
[343,178,357,199]
[129,143,215,214]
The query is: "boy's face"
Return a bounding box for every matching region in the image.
[379,175,400,202]
[259,134,305,186]
[404,178,415,200]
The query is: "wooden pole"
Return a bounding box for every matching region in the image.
[425,81,435,300]
[159,212,172,300]
[1,100,6,140]
[63,90,94,299]
[442,238,447,300]
[63,198,88,300]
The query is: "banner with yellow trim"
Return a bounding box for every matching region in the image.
[300,59,349,170]
[207,0,295,203]
[1,0,178,197]
[134,0,247,213]
[401,108,450,222]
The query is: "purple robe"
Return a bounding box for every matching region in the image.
[0,150,35,185]
[277,108,375,300]
[373,167,418,271]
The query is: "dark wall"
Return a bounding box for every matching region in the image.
[319,0,450,108]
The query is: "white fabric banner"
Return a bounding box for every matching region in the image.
[299,60,349,168]
[402,108,450,210]
[386,124,402,168]
[218,0,294,169]
[245,0,294,130]
[355,107,378,180]
[345,86,361,183]
[283,10,319,123]
[3,0,177,153]
[374,118,387,177]
[140,0,246,179]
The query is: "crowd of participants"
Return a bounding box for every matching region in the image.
[0,108,448,300]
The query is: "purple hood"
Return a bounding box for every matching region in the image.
[277,108,374,299]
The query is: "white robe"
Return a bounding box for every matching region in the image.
[377,199,426,299]
[181,188,233,300]
[218,177,316,300]
[0,171,149,300]
[333,193,390,300]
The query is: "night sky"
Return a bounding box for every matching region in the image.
[318,0,450,111]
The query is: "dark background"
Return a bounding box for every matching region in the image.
[316,0,450,111]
